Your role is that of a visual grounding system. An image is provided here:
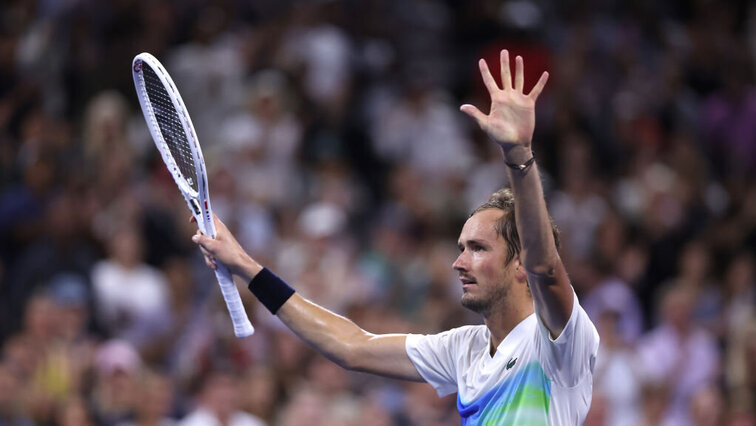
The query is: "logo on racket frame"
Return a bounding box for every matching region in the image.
[133,60,142,73]
[204,201,212,227]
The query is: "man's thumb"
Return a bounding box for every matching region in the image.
[192,233,210,247]
[460,104,487,129]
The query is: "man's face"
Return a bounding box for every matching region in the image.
[453,209,515,315]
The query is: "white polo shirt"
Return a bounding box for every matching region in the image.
[406,292,599,425]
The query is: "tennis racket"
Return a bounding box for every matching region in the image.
[132,52,255,338]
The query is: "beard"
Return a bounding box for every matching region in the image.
[460,283,509,316]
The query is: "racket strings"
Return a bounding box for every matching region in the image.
[142,64,198,193]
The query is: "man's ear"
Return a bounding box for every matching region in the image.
[514,254,527,282]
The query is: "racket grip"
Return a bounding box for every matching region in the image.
[214,263,255,338]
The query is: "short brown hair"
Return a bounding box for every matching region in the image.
[471,188,560,265]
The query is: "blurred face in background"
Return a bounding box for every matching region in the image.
[201,372,241,420]
[24,158,54,196]
[58,301,88,342]
[108,226,143,268]
[661,286,694,333]
[359,399,393,426]
[136,372,174,421]
[278,386,327,426]
[94,342,141,415]
[56,396,93,426]
[596,310,621,348]
[678,241,710,282]
[47,194,74,233]
[306,356,350,396]
[162,257,194,308]
[726,253,755,298]
[689,386,724,426]
[24,294,58,340]
[272,330,309,375]
[240,367,278,420]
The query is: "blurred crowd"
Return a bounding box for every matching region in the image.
[0,0,755,425]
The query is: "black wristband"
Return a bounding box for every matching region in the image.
[505,150,536,173]
[248,268,295,315]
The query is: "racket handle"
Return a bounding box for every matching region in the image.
[214,263,255,338]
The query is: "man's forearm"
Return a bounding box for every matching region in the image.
[236,256,363,368]
[276,294,369,369]
[502,146,558,273]
[503,145,573,336]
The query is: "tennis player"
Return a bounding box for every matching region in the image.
[193,50,599,425]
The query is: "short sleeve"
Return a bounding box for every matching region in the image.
[405,328,470,397]
[535,291,600,387]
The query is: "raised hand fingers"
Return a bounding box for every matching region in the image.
[528,71,549,100]
[515,56,524,92]
[478,59,500,95]
[500,50,512,90]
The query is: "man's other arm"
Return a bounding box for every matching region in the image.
[192,215,424,381]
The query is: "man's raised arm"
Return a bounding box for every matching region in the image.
[191,215,423,381]
[461,49,573,337]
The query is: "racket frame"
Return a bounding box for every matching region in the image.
[132,53,215,238]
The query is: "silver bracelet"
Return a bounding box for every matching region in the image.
[505,151,536,173]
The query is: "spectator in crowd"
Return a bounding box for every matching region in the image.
[117,370,177,426]
[180,370,265,426]
[91,340,143,425]
[635,284,720,425]
[55,395,96,426]
[238,366,280,424]
[590,309,641,426]
[91,224,170,342]
[689,385,726,426]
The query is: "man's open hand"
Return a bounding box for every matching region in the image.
[460,49,548,152]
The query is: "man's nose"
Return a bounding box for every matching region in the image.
[453,252,467,271]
